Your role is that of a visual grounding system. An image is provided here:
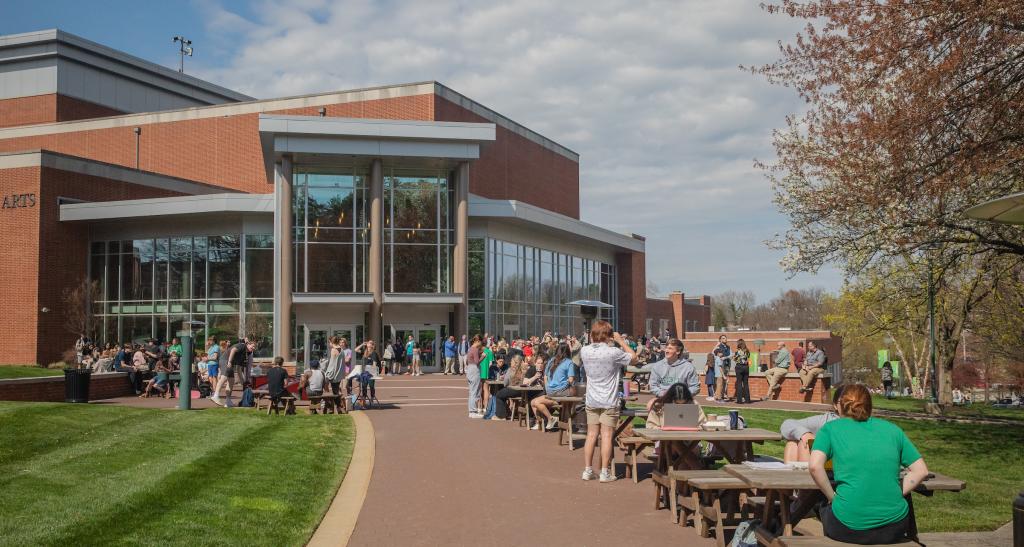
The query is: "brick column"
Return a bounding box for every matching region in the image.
[669,291,685,339]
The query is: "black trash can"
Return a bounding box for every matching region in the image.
[64,369,92,403]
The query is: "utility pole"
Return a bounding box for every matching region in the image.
[173,36,193,73]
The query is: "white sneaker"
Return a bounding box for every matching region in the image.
[530,422,541,430]
[706,397,716,402]
[545,419,560,431]
[599,469,617,483]
[468,412,483,419]
[582,468,597,481]
[210,396,223,406]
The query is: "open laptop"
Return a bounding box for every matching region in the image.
[660,403,701,431]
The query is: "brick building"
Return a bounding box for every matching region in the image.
[0,29,649,368]
[642,292,712,338]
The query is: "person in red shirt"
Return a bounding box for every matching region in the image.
[792,341,806,371]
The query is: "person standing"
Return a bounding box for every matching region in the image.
[457,334,469,375]
[764,341,791,400]
[443,335,458,375]
[579,321,636,483]
[324,336,345,396]
[382,339,394,376]
[799,341,827,393]
[714,335,731,401]
[404,336,416,375]
[881,362,894,399]
[733,339,752,404]
[213,339,254,407]
[465,335,484,418]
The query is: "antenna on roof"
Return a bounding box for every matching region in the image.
[172,36,193,73]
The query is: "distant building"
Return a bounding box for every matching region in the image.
[642,292,712,338]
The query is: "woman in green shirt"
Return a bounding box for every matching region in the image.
[479,344,494,410]
[810,383,930,544]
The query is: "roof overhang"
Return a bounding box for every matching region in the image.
[469,194,645,253]
[259,114,496,178]
[292,293,374,305]
[965,193,1024,225]
[60,193,273,222]
[382,294,463,304]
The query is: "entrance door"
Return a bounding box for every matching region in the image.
[302,324,357,373]
[388,324,446,373]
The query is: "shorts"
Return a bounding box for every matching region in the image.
[586,406,620,427]
[224,366,235,378]
[208,364,219,377]
[546,387,574,398]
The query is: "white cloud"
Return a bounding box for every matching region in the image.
[194,0,843,300]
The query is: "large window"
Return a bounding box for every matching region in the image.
[468,237,617,337]
[89,234,274,356]
[384,169,454,293]
[293,168,370,293]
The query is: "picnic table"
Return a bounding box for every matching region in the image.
[550,395,584,448]
[635,428,783,473]
[723,464,966,543]
[509,385,544,427]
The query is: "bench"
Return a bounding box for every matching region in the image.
[617,436,655,483]
[308,393,345,415]
[267,396,296,415]
[775,536,917,547]
[689,474,757,547]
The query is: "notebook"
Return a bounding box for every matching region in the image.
[660,403,701,431]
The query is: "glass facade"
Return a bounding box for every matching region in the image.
[384,168,454,293]
[292,168,370,293]
[469,237,617,338]
[88,234,274,356]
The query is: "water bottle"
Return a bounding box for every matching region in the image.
[623,378,631,398]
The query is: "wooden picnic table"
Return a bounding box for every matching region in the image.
[510,385,544,427]
[723,464,966,543]
[636,428,782,473]
[550,395,583,448]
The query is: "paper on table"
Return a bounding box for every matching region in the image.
[742,461,791,470]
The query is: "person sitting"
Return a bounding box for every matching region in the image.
[645,339,700,411]
[266,357,294,412]
[530,342,577,431]
[299,360,331,413]
[492,355,529,421]
[809,384,929,545]
[140,357,172,398]
[92,350,114,373]
[644,383,706,467]
[798,341,827,393]
[781,384,845,463]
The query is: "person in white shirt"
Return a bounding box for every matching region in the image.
[579,320,637,483]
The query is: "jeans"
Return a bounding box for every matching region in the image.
[820,503,908,544]
[734,369,750,403]
[466,364,481,412]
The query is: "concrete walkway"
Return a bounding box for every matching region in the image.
[347,375,715,546]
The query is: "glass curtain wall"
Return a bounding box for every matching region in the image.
[384,168,454,293]
[292,168,370,293]
[89,234,274,356]
[468,237,617,338]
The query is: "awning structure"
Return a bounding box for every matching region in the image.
[965,192,1024,225]
[566,300,614,308]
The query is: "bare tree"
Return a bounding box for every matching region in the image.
[646,280,662,298]
[62,279,101,341]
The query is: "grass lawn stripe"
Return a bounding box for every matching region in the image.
[0,403,354,547]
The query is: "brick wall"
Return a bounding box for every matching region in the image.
[33,167,182,365]
[0,94,435,194]
[433,96,580,219]
[0,95,58,128]
[55,95,124,122]
[0,372,134,402]
[0,166,42,364]
[697,371,831,404]
[684,330,843,367]
[644,298,676,337]
[615,250,646,336]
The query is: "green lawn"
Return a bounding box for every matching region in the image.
[869,394,1024,422]
[704,406,1023,533]
[0,402,354,546]
[0,366,64,379]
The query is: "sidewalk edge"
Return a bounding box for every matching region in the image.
[307,411,375,547]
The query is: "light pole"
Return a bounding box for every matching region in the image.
[178,320,205,410]
[927,258,938,403]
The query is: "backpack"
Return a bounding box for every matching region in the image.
[383,345,394,360]
[198,381,212,398]
[730,520,760,547]
[238,387,255,408]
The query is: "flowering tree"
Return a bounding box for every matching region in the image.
[754,1,1024,404]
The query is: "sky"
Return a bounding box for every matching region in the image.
[2,0,844,301]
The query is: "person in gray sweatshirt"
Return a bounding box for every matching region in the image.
[645,339,700,411]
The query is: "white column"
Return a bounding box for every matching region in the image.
[454,162,469,336]
[273,156,293,361]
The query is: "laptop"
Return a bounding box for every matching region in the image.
[660,403,701,431]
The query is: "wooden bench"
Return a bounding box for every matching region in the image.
[689,474,757,547]
[267,396,296,415]
[308,393,345,415]
[617,436,654,483]
[775,536,917,546]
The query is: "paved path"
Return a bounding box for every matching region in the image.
[347,375,715,546]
